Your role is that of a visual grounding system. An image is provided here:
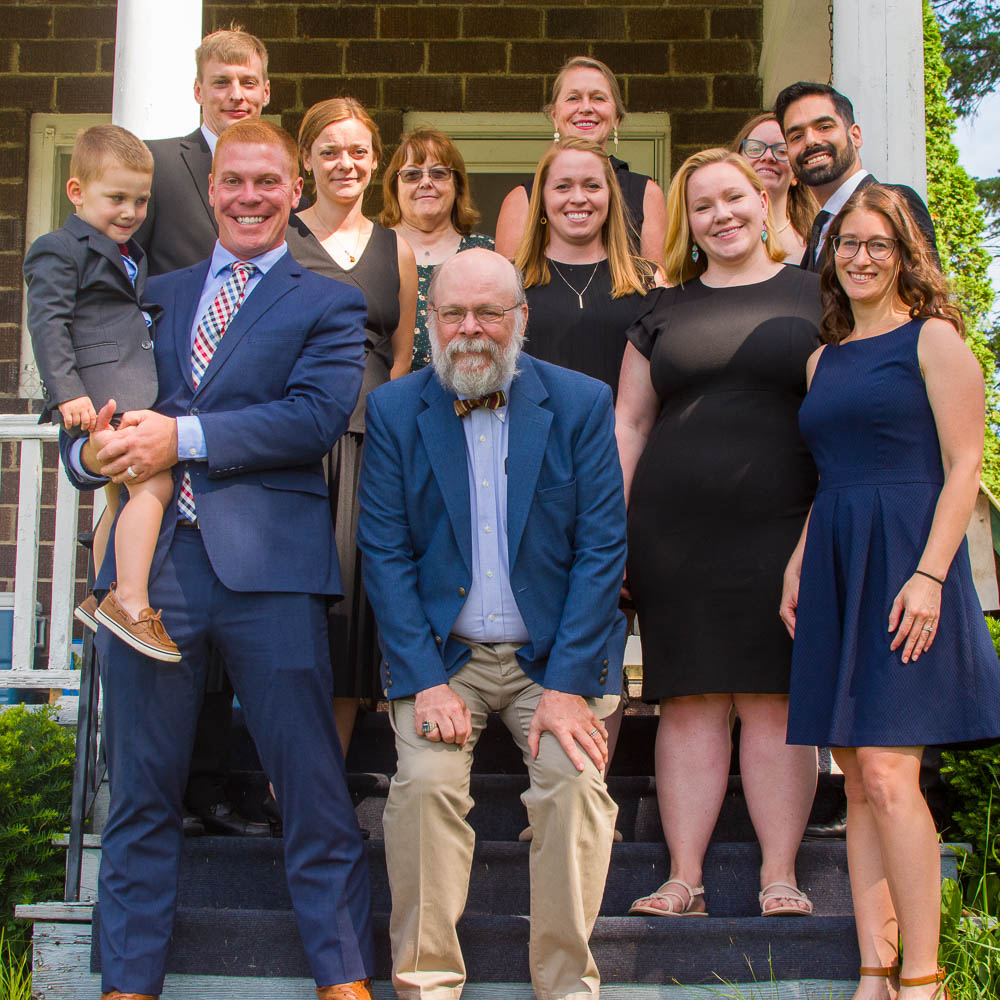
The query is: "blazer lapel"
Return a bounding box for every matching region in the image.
[418,378,473,574]
[171,261,212,393]
[505,358,552,568]
[191,256,297,399]
[180,130,218,233]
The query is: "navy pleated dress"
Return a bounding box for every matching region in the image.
[787,319,1000,748]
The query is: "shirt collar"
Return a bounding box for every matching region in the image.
[208,241,288,279]
[200,123,219,156]
[822,168,870,217]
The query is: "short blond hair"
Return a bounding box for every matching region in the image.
[196,25,268,81]
[664,147,786,285]
[69,125,153,185]
[212,120,299,178]
[546,56,626,125]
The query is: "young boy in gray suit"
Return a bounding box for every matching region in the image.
[24,124,179,663]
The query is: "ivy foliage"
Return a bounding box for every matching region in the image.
[0,706,75,954]
[924,2,1000,492]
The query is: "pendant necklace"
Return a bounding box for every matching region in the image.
[330,227,363,264]
[548,259,600,309]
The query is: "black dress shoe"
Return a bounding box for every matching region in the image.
[804,808,847,840]
[197,801,271,838]
[182,808,205,837]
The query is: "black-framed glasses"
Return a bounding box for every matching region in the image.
[740,138,788,162]
[831,236,898,260]
[397,166,455,184]
[431,304,519,326]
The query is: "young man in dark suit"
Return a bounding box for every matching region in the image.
[775,82,939,271]
[65,120,375,1000]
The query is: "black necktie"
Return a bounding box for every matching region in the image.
[805,210,832,271]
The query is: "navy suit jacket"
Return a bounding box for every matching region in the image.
[357,355,628,700]
[62,248,366,598]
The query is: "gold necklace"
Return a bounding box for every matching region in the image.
[548,259,601,309]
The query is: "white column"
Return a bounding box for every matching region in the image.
[112,0,202,139]
[833,0,928,199]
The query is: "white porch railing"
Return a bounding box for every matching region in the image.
[0,414,99,690]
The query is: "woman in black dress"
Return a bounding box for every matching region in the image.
[288,97,417,753]
[617,149,821,918]
[495,56,666,265]
[515,137,657,399]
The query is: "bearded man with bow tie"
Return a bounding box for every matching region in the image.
[357,247,627,1000]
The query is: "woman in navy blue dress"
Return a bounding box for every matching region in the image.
[781,184,1000,1000]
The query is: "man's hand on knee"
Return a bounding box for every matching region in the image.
[529,689,608,772]
[414,684,472,747]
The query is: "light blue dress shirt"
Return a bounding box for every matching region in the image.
[70,241,288,481]
[451,381,530,644]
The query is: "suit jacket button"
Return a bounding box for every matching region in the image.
[602,659,609,666]
[434,635,442,644]
[601,668,608,677]
[386,679,393,687]
[141,339,153,350]
[599,677,606,685]
[190,407,199,415]
[458,587,466,597]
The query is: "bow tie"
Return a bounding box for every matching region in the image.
[454,390,507,418]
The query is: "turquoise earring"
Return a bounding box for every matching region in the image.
[761,226,768,243]
[691,245,700,262]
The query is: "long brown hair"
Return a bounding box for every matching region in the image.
[514,138,650,298]
[820,183,964,344]
[663,148,786,285]
[379,127,480,233]
[729,112,818,241]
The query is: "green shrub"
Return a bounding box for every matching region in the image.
[0,706,75,954]
[0,929,31,1000]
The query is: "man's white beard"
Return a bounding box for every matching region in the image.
[431,331,523,397]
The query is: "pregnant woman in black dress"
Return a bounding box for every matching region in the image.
[617,148,821,918]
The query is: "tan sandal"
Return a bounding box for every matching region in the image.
[628,878,708,917]
[860,964,899,978]
[899,968,949,999]
[758,880,814,916]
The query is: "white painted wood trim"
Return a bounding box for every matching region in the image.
[48,460,80,673]
[12,437,43,673]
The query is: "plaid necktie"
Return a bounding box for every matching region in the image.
[453,389,507,418]
[177,261,257,522]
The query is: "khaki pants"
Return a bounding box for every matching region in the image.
[384,641,619,1000]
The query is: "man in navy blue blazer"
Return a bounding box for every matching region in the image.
[65,120,374,1000]
[357,248,626,1000]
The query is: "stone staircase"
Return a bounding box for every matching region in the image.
[20,709,965,999]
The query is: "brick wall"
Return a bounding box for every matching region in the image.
[0,0,763,612]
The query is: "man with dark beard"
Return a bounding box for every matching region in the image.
[775,82,938,272]
[357,248,627,1000]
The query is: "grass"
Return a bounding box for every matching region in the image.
[0,931,31,1000]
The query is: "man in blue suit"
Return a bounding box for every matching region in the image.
[357,248,626,1000]
[65,120,374,1000]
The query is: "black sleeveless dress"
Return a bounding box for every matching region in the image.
[523,155,648,255]
[286,216,401,700]
[625,268,822,701]
[523,259,647,401]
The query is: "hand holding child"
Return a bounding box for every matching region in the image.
[58,395,98,432]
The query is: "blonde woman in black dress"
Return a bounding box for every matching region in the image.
[287,98,417,753]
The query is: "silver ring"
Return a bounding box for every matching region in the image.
[421,721,438,734]
[588,728,600,738]
[126,465,138,479]
[921,625,934,633]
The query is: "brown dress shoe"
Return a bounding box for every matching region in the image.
[100,992,158,999]
[316,980,373,1000]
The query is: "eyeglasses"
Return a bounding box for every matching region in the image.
[741,139,789,162]
[397,166,455,184]
[431,304,519,326]
[831,236,898,260]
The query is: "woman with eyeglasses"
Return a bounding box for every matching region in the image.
[381,127,494,371]
[731,113,818,264]
[286,97,418,753]
[781,184,999,1000]
[617,148,822,920]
